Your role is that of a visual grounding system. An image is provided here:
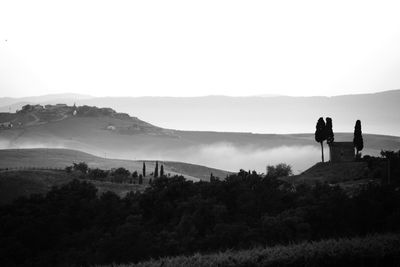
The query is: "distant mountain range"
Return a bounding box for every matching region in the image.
[0,103,399,173]
[0,90,399,135]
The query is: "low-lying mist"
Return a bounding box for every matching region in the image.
[130,143,322,174]
[0,138,384,175]
[0,138,323,174]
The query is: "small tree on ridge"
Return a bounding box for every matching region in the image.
[325,117,334,145]
[353,120,364,157]
[315,117,327,162]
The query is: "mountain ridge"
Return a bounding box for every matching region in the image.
[2,90,398,135]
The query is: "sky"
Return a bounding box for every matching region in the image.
[1,0,400,98]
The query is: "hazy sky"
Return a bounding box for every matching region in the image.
[1,0,400,98]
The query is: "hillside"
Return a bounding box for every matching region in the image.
[0,148,231,204]
[0,103,399,173]
[0,149,229,181]
[285,161,370,184]
[1,90,399,135]
[0,148,231,181]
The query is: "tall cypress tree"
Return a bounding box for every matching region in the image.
[154,161,159,178]
[160,164,164,177]
[325,117,334,145]
[315,117,327,162]
[353,120,364,157]
[142,162,146,177]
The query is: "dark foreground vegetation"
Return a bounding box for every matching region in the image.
[110,233,400,267]
[0,152,399,266]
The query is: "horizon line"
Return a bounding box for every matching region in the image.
[1,88,399,99]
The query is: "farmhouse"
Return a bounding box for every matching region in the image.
[329,142,354,162]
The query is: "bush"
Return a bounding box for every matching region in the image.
[73,162,89,174]
[266,163,293,178]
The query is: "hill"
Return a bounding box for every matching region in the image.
[0,148,231,181]
[285,161,370,184]
[0,148,231,204]
[1,90,399,135]
[0,103,399,173]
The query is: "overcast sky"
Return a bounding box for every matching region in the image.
[1,0,400,98]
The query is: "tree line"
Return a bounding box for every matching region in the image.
[66,161,167,184]
[0,154,399,266]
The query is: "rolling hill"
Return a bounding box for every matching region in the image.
[0,148,231,204]
[0,103,399,173]
[1,90,399,135]
[0,148,231,181]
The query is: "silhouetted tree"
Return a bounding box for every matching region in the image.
[73,162,89,174]
[353,120,364,157]
[138,174,143,184]
[325,117,334,145]
[142,162,146,177]
[315,117,327,162]
[160,164,164,177]
[88,168,109,180]
[154,161,159,178]
[111,167,130,183]
[266,163,293,178]
[132,171,138,184]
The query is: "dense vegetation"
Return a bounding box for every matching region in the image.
[1,152,400,267]
[111,233,400,267]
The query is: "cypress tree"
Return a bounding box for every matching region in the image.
[315,117,327,162]
[154,161,159,178]
[160,164,164,177]
[325,117,334,145]
[353,120,364,157]
[142,162,146,177]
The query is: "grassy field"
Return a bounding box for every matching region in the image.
[0,148,231,181]
[0,148,232,204]
[103,233,400,267]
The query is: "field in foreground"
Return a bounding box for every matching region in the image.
[106,233,400,267]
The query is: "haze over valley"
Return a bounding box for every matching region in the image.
[3,1,400,265]
[0,99,399,174]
